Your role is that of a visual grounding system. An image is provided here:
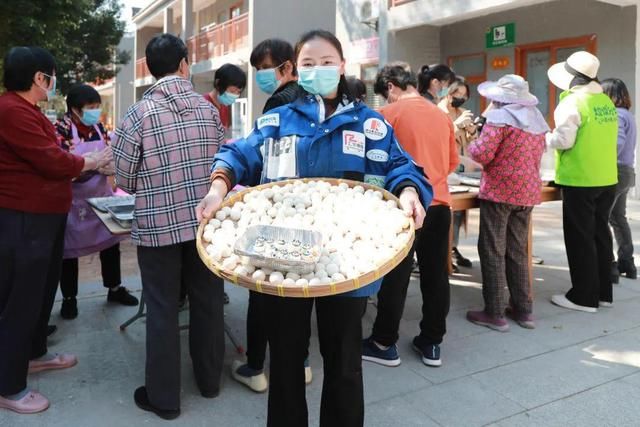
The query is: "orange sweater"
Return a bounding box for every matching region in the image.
[380,96,459,206]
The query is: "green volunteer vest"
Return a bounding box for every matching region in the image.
[555,90,618,187]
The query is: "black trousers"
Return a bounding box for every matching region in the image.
[246,290,269,370]
[0,208,66,395]
[60,243,121,298]
[264,294,367,427]
[137,241,225,410]
[371,205,451,346]
[562,185,616,307]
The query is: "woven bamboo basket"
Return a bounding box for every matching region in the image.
[196,178,415,297]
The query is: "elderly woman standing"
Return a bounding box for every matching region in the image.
[466,75,549,331]
[0,47,111,414]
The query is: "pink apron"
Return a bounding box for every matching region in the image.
[63,124,126,259]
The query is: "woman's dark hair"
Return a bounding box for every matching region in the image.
[214,63,247,93]
[145,33,188,79]
[602,78,631,110]
[66,84,101,113]
[294,30,353,102]
[373,62,417,98]
[3,46,56,92]
[250,38,297,76]
[346,77,367,102]
[417,64,455,95]
[447,77,471,98]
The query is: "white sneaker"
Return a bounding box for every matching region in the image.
[551,294,598,313]
[231,360,268,393]
[599,301,613,308]
[305,366,313,385]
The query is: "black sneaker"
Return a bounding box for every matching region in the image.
[412,337,442,367]
[60,297,78,319]
[452,247,472,268]
[618,258,637,280]
[107,287,139,306]
[133,386,180,420]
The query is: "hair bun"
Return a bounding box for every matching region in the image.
[420,65,430,74]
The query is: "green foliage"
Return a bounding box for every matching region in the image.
[0,0,128,95]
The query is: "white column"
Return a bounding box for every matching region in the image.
[163,7,173,34]
[181,0,194,42]
[377,0,389,69]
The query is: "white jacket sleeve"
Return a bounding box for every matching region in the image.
[546,96,581,150]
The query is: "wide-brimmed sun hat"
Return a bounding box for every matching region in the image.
[477,74,538,106]
[547,51,600,92]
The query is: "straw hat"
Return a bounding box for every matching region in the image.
[547,51,601,91]
[477,74,538,106]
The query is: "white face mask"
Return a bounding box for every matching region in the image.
[37,73,56,101]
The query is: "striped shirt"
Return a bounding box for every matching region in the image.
[113,76,225,247]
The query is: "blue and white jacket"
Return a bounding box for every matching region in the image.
[213,94,433,297]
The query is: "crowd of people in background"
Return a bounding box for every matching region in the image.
[0,28,636,427]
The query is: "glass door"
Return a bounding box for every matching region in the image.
[517,35,597,124]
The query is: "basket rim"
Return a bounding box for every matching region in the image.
[196,177,415,297]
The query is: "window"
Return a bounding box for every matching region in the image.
[230,3,242,19]
[516,34,597,123]
[448,53,487,115]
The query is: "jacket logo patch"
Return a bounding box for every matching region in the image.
[366,149,389,162]
[363,118,387,140]
[364,174,386,188]
[257,113,280,129]
[342,131,365,158]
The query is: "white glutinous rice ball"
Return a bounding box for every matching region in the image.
[215,210,228,221]
[269,271,284,284]
[268,207,278,218]
[221,245,233,258]
[221,206,232,215]
[321,277,332,284]
[208,218,222,229]
[230,208,242,221]
[221,219,235,230]
[373,191,384,200]
[325,263,339,276]
[262,267,273,275]
[309,278,322,286]
[316,269,328,279]
[252,270,266,281]
[319,256,331,265]
[234,265,249,276]
[244,264,256,274]
[286,272,300,281]
[263,188,275,199]
[203,229,215,243]
[331,273,346,281]
[282,278,296,286]
[353,185,365,194]
[303,272,315,280]
[222,256,238,270]
[296,278,309,287]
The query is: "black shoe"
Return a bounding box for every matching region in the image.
[46,325,57,337]
[60,297,78,319]
[107,287,139,306]
[618,258,637,279]
[611,262,620,284]
[134,386,180,420]
[200,389,220,399]
[452,247,472,268]
[224,292,230,305]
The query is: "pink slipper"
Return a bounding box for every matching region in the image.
[0,390,49,414]
[28,353,78,374]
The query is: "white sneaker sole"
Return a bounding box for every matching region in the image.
[231,361,268,393]
[412,344,442,367]
[362,355,402,367]
[551,295,598,313]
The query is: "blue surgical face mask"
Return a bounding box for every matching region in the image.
[256,64,284,94]
[298,66,340,97]
[80,108,101,126]
[219,91,239,105]
[39,73,57,101]
[437,86,449,98]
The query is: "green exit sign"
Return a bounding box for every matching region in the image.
[486,23,515,49]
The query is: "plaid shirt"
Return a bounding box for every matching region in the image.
[113,76,224,247]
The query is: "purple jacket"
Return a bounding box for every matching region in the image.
[616,108,636,168]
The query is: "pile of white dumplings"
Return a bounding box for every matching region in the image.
[202,180,411,287]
